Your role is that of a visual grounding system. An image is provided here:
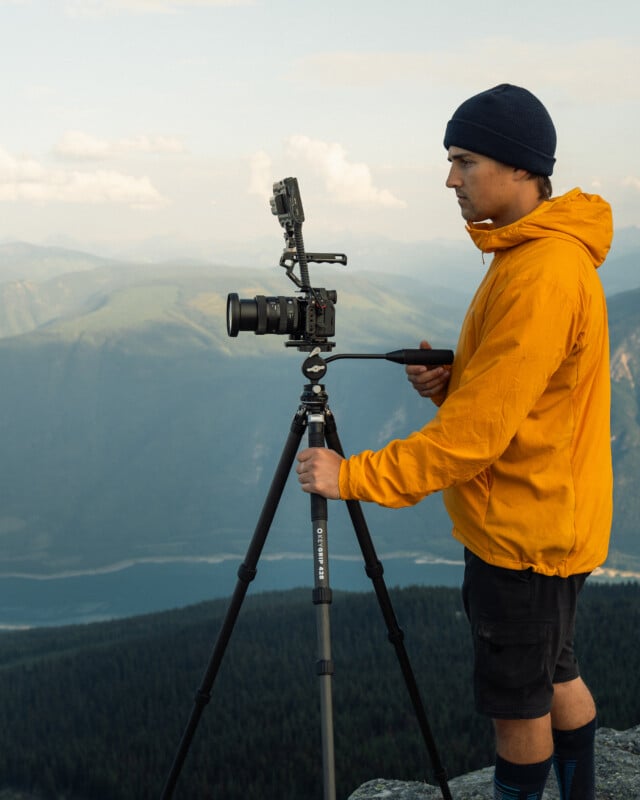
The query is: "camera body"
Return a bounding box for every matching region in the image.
[227,290,336,345]
[226,177,344,352]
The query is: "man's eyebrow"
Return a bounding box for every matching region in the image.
[448,151,473,163]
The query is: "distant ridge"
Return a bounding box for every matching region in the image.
[0,240,115,282]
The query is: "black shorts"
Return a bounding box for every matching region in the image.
[461,548,588,720]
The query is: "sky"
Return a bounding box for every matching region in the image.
[0,0,639,263]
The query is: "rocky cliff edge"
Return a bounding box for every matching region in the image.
[348,725,640,800]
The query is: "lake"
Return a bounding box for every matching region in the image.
[0,554,465,629]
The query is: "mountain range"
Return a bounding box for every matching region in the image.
[0,233,638,588]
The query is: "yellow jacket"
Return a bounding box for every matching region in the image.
[339,188,613,577]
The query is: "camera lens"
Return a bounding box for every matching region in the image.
[226,293,301,337]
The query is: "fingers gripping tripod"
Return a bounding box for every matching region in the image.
[161,348,453,800]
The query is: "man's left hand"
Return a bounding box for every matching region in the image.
[296,448,343,499]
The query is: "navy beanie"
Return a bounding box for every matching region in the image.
[443,84,556,176]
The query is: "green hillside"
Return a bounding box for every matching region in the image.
[0,583,638,800]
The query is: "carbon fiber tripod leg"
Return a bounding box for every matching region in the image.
[160,407,307,799]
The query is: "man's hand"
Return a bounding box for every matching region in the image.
[296,448,343,499]
[406,340,451,406]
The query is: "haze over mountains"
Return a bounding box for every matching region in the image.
[0,230,638,617]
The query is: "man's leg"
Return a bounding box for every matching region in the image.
[493,677,596,758]
[550,677,597,800]
[551,676,595,729]
[492,716,553,799]
[490,678,597,799]
[461,554,592,799]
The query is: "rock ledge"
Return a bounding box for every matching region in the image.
[348,725,640,800]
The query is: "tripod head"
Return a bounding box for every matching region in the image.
[301,347,454,386]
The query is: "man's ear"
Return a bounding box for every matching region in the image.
[512,167,532,182]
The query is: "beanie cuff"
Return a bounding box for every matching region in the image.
[444,118,555,176]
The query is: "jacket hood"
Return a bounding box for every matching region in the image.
[466,188,613,268]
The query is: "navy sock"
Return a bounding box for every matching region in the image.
[552,717,596,800]
[494,754,553,799]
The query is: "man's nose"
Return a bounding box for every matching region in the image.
[446,165,460,188]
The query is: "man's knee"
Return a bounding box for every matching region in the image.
[551,677,596,730]
[494,715,553,764]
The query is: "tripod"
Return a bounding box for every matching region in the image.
[161,348,453,800]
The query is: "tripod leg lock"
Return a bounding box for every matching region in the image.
[316,659,334,676]
[194,688,212,707]
[365,560,384,580]
[237,563,258,584]
[312,587,333,605]
[388,628,406,645]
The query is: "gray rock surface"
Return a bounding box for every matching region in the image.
[347,725,640,799]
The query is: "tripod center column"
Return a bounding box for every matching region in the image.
[307,409,337,800]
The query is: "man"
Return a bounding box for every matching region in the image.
[296,84,613,799]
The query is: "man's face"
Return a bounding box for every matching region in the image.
[446,146,523,228]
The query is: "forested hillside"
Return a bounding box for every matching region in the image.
[0,583,638,799]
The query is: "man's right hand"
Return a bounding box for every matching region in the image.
[405,340,451,406]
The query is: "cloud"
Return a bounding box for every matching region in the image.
[285,135,406,208]
[248,150,273,200]
[0,146,167,208]
[54,130,185,160]
[64,0,253,15]
[623,176,640,192]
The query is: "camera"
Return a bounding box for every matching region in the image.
[226,290,336,341]
[226,177,345,352]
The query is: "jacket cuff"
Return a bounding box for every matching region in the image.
[338,460,352,501]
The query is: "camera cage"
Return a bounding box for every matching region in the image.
[271,177,346,351]
[226,177,345,352]
[272,177,347,286]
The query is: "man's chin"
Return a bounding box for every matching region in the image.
[463,211,491,224]
[458,202,478,222]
